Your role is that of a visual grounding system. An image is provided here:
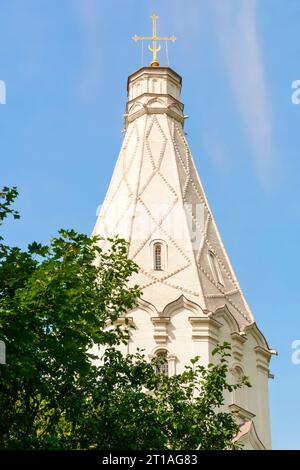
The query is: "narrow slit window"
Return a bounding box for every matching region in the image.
[208,251,224,286]
[154,243,162,270]
[232,367,247,408]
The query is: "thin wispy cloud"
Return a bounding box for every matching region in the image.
[202,131,230,173]
[71,0,103,102]
[161,0,276,185]
[211,0,275,184]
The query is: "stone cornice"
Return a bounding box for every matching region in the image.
[113,316,134,326]
[127,92,184,109]
[230,331,247,361]
[126,107,184,126]
[254,345,271,373]
[188,316,222,343]
[243,322,270,350]
[229,403,255,422]
[127,66,182,92]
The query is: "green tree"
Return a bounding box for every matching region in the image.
[0,187,248,450]
[69,344,247,450]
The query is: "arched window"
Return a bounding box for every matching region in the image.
[154,242,162,271]
[155,350,169,376]
[208,251,224,286]
[231,366,247,408]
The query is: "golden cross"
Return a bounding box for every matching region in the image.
[132,13,176,67]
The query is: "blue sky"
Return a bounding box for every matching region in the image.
[0,0,299,449]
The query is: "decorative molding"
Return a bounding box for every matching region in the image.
[212,305,240,334]
[151,316,170,344]
[229,404,255,422]
[116,316,133,325]
[167,354,177,375]
[134,298,158,316]
[163,295,205,317]
[199,263,251,323]
[188,316,222,343]
[127,106,184,126]
[127,66,182,89]
[244,322,271,350]
[139,263,191,290]
[254,345,271,374]
[106,316,134,328]
[230,331,247,361]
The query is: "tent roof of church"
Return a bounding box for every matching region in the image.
[95,61,257,327]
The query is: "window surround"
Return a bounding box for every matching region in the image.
[149,346,176,376]
[150,239,168,271]
[208,250,224,286]
[155,349,169,375]
[230,365,248,409]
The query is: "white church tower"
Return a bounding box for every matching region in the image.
[93,14,275,450]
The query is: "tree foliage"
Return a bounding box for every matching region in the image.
[0,187,248,450]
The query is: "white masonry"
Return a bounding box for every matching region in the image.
[93,66,275,449]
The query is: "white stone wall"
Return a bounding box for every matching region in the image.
[92,66,273,449]
[121,301,271,449]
